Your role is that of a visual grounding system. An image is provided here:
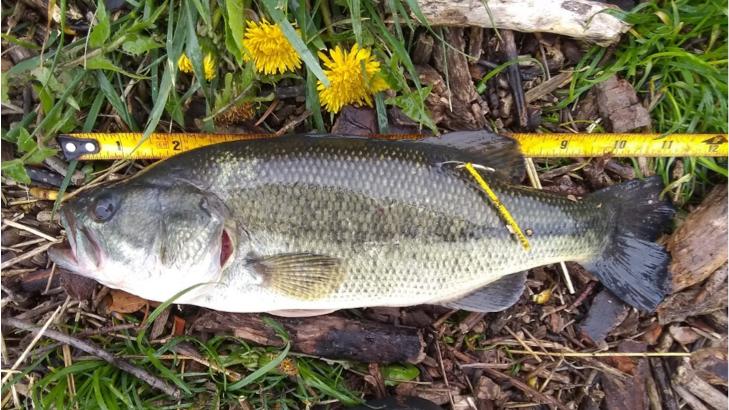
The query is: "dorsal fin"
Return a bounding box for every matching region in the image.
[304,130,525,183]
[420,131,525,183]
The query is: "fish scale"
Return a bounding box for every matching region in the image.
[179,137,607,310]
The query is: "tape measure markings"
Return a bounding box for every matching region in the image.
[57,132,729,160]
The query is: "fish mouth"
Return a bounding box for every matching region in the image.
[48,210,103,274]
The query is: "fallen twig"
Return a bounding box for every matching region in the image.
[0,306,61,386]
[2,219,57,242]
[500,29,527,128]
[507,350,691,358]
[480,366,571,410]
[1,240,61,270]
[2,316,182,399]
[650,358,680,410]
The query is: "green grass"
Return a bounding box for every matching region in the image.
[555,0,728,205]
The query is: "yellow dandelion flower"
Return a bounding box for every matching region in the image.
[243,19,302,75]
[316,44,389,114]
[203,54,216,80]
[178,53,193,73]
[178,52,216,81]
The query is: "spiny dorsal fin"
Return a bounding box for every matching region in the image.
[248,253,345,300]
[441,271,527,312]
[420,131,525,183]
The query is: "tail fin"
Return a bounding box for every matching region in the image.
[583,176,675,312]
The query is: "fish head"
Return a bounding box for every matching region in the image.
[49,179,236,301]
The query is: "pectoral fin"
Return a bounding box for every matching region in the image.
[248,253,345,300]
[441,272,527,312]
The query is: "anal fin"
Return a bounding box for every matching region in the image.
[441,272,527,312]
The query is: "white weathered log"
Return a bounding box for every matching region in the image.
[414,0,630,46]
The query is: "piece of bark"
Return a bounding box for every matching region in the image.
[605,159,635,180]
[667,184,728,292]
[412,33,435,65]
[691,347,728,387]
[60,271,97,301]
[579,289,629,346]
[12,269,60,294]
[192,311,426,364]
[395,382,461,406]
[657,264,728,325]
[525,71,573,103]
[703,310,729,334]
[673,358,727,410]
[415,0,628,46]
[331,106,377,136]
[595,75,652,132]
[467,28,484,60]
[432,28,487,130]
[600,341,650,410]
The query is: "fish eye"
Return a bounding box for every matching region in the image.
[91,194,118,222]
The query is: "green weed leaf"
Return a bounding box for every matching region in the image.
[16,127,35,153]
[224,0,245,60]
[86,56,147,79]
[1,159,31,184]
[122,35,162,56]
[89,0,110,48]
[386,86,437,133]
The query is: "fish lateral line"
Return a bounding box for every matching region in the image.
[461,162,531,251]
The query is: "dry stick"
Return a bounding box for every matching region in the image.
[433,337,455,408]
[1,306,62,386]
[0,240,60,270]
[480,366,571,410]
[500,29,527,128]
[505,326,542,363]
[650,358,680,410]
[2,317,182,399]
[0,330,21,408]
[673,358,727,410]
[2,219,57,242]
[672,385,710,410]
[274,109,312,137]
[507,350,691,358]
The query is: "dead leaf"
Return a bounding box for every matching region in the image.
[668,325,701,345]
[641,322,663,345]
[172,315,186,337]
[106,289,148,314]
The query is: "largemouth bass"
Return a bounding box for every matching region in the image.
[49,132,674,315]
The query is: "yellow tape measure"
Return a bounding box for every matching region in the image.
[57,132,728,160]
